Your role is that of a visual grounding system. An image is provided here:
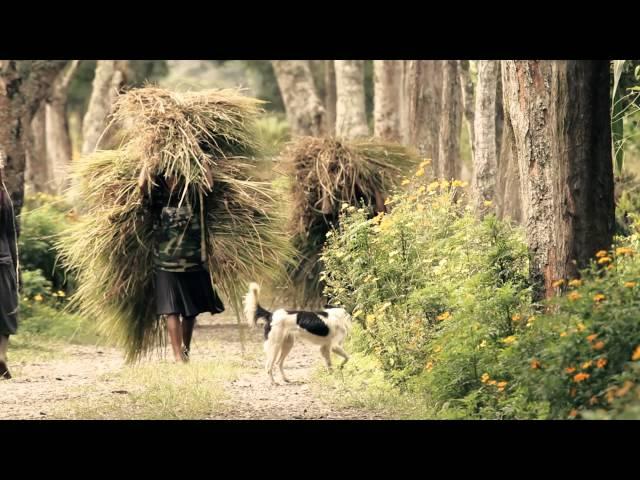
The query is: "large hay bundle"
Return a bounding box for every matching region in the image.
[281,137,419,306]
[58,87,294,361]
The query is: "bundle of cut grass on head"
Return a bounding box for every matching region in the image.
[280,136,419,307]
[58,87,294,362]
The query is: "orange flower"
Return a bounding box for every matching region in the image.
[593,293,606,302]
[615,247,634,256]
[597,257,612,265]
[573,372,590,383]
[586,333,598,342]
[596,358,608,369]
[592,341,605,351]
[595,250,608,258]
[530,359,541,370]
[568,291,582,301]
[488,380,497,386]
[511,313,522,323]
[632,346,640,361]
[552,279,565,288]
[624,281,637,288]
[565,367,576,374]
[497,381,508,392]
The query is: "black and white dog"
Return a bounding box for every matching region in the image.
[243,283,351,385]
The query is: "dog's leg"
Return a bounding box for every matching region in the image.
[277,334,294,383]
[265,325,285,386]
[332,345,350,368]
[320,344,333,372]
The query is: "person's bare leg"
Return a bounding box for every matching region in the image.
[166,314,185,362]
[0,335,11,379]
[182,316,196,360]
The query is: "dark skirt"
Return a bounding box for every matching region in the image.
[0,264,18,336]
[154,269,225,317]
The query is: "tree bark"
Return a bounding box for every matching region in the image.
[324,60,336,135]
[501,60,614,300]
[458,60,475,161]
[46,60,80,194]
[404,60,442,169]
[334,60,369,139]
[272,60,326,136]
[81,60,124,155]
[0,60,67,223]
[438,60,462,180]
[472,60,499,211]
[373,60,401,141]
[25,104,49,193]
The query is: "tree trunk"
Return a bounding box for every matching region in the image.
[324,60,336,135]
[25,104,49,193]
[81,60,124,155]
[334,60,369,139]
[373,60,401,141]
[438,60,462,180]
[0,60,67,223]
[472,60,499,211]
[272,60,326,137]
[458,60,475,161]
[404,60,442,169]
[46,60,80,194]
[501,60,614,300]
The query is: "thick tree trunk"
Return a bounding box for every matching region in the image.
[25,104,49,193]
[0,60,67,223]
[324,60,336,135]
[46,60,80,194]
[272,60,326,137]
[472,60,499,211]
[81,60,124,155]
[373,60,401,141]
[502,60,614,300]
[404,60,442,169]
[458,60,475,161]
[438,60,462,179]
[334,60,369,139]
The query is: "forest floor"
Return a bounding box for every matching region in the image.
[0,313,390,420]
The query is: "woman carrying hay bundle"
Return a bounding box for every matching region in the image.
[0,160,19,379]
[138,164,224,363]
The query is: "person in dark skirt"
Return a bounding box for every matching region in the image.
[139,166,224,363]
[0,163,19,379]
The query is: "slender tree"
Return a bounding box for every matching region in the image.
[373,60,401,141]
[438,60,462,179]
[334,60,369,139]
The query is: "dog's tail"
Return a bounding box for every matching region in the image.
[243,282,272,327]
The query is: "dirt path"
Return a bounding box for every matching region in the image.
[0,314,388,420]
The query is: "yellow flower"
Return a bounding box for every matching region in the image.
[451,180,465,188]
[488,379,497,386]
[341,203,349,211]
[624,281,637,288]
[581,361,593,369]
[436,311,451,321]
[401,179,411,186]
[632,346,640,361]
[586,333,599,342]
[34,294,44,302]
[568,279,582,287]
[366,314,376,325]
[565,367,576,374]
[352,310,362,319]
[597,256,612,265]
[552,279,565,288]
[568,291,582,301]
[439,180,450,189]
[615,247,634,256]
[501,335,517,345]
[483,200,493,207]
[481,373,490,383]
[384,197,393,205]
[573,372,590,383]
[57,290,65,297]
[497,381,508,392]
[526,316,535,328]
[415,167,425,177]
[577,323,586,332]
[596,358,608,369]
[52,292,59,297]
[530,359,541,370]
[434,345,442,353]
[595,250,608,258]
[511,313,522,323]
[417,185,426,194]
[592,341,605,351]
[593,293,606,303]
[427,181,440,192]
[560,332,568,337]
[479,340,487,349]
[419,159,432,168]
